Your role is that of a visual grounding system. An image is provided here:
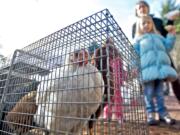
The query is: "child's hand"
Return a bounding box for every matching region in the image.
[165,25,176,35]
[131,68,138,78]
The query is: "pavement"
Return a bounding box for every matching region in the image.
[149,92,180,135]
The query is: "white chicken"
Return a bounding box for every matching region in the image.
[34,49,104,135]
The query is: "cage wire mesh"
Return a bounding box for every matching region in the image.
[0,9,148,135]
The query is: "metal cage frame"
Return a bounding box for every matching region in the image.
[0,9,148,135]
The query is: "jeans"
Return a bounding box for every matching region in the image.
[144,80,168,117]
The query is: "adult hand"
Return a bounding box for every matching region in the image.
[164,10,180,21]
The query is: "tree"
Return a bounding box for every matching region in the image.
[160,0,180,72]
[161,0,176,15]
[0,54,7,67]
[161,0,180,33]
[174,11,180,33]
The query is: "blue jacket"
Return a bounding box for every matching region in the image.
[133,33,177,83]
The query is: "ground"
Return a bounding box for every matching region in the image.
[149,95,180,135]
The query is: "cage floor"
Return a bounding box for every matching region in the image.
[22,121,147,135]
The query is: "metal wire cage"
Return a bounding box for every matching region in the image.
[0,9,148,135]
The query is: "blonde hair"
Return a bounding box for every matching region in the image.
[135,15,159,38]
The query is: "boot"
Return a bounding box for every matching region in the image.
[159,114,176,125]
[147,112,159,126]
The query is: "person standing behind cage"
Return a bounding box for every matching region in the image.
[132,0,178,38]
[132,0,180,101]
[133,15,177,126]
[88,38,128,124]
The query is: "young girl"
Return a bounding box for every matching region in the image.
[93,38,126,124]
[133,15,177,125]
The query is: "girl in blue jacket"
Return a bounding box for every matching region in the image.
[133,15,177,126]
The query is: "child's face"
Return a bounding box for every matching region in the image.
[71,49,89,66]
[140,19,153,33]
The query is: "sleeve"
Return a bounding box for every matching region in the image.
[132,23,136,39]
[133,41,140,56]
[166,19,174,25]
[153,17,174,38]
[163,34,176,52]
[128,41,140,70]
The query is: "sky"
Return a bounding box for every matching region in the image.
[0,0,178,56]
